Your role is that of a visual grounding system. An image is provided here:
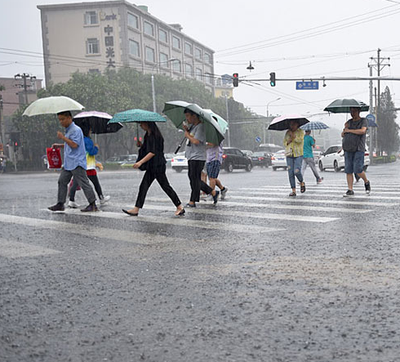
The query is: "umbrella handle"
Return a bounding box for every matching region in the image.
[175,136,186,154]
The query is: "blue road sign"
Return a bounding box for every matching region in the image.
[366,113,376,122]
[296,81,319,90]
[255,136,261,143]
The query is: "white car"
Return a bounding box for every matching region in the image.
[318,145,370,172]
[271,149,288,171]
[171,152,188,172]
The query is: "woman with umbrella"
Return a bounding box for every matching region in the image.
[122,121,185,216]
[284,120,306,196]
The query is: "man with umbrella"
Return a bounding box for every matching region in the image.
[48,111,98,212]
[341,107,371,197]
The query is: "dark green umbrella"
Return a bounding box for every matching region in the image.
[108,109,166,124]
[324,99,369,113]
[163,101,225,145]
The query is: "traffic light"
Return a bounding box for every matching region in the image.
[270,72,276,87]
[14,141,18,151]
[232,73,239,87]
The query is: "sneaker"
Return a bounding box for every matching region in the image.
[99,195,110,204]
[300,183,306,193]
[365,181,371,195]
[343,190,355,197]
[317,177,323,184]
[220,187,228,200]
[212,190,220,205]
[48,203,65,212]
[186,203,196,208]
[81,203,98,212]
[289,192,296,197]
[68,200,79,208]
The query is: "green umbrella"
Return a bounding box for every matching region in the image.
[108,109,166,123]
[203,109,229,136]
[163,101,225,145]
[324,99,369,113]
[23,96,84,116]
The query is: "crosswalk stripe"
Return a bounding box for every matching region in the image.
[0,213,183,245]
[120,203,340,223]
[75,210,286,232]
[144,197,369,215]
[256,185,400,193]
[0,237,61,259]
[236,189,400,200]
[227,195,398,207]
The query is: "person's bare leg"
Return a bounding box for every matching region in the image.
[346,173,354,190]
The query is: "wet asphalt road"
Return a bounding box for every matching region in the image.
[1,163,400,362]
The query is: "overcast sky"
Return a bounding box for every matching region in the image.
[1,0,400,129]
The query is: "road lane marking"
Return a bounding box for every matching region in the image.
[0,213,184,245]
[0,238,61,259]
[241,186,400,195]
[75,210,286,232]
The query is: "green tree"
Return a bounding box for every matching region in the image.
[12,68,261,168]
[377,86,399,155]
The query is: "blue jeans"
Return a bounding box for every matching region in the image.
[344,151,364,174]
[286,156,304,189]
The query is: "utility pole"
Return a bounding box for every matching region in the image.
[369,49,390,156]
[0,95,5,158]
[225,95,231,147]
[14,73,36,105]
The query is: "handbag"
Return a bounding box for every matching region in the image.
[46,147,62,169]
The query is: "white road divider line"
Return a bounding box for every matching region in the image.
[0,213,182,245]
[0,237,61,259]
[78,210,286,232]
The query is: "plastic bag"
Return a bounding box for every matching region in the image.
[46,147,62,169]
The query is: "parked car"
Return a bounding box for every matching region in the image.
[120,154,138,169]
[318,145,370,172]
[104,154,136,169]
[251,151,271,167]
[221,147,253,172]
[271,150,288,171]
[171,152,188,172]
[313,150,323,165]
[165,153,174,168]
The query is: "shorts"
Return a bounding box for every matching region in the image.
[344,151,364,174]
[206,160,221,179]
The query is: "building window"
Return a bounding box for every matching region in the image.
[196,68,202,81]
[89,68,100,74]
[159,29,168,43]
[159,52,169,66]
[185,63,193,77]
[195,48,202,60]
[172,59,181,73]
[144,21,154,36]
[84,11,98,25]
[128,13,138,29]
[185,42,193,55]
[205,73,213,84]
[204,52,212,64]
[86,38,100,54]
[129,39,140,57]
[145,46,155,63]
[172,36,181,49]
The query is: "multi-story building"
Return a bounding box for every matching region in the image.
[37,1,215,89]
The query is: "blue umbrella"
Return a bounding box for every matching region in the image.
[300,121,329,131]
[108,109,166,123]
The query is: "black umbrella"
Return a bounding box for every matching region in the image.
[74,111,122,134]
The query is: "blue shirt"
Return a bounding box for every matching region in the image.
[63,122,87,171]
[303,134,315,158]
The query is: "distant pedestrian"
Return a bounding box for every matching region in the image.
[206,141,228,199]
[341,107,370,197]
[48,111,98,212]
[122,121,184,217]
[183,108,219,207]
[301,130,323,184]
[284,120,306,196]
[68,124,110,208]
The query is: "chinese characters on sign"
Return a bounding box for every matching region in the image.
[104,24,115,68]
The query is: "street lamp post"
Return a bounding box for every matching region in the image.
[264,97,281,143]
[151,58,177,112]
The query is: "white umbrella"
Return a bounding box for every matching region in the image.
[23,96,84,117]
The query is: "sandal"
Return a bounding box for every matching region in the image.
[300,183,306,193]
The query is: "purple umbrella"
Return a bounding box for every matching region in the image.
[74,111,122,134]
[268,114,310,131]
